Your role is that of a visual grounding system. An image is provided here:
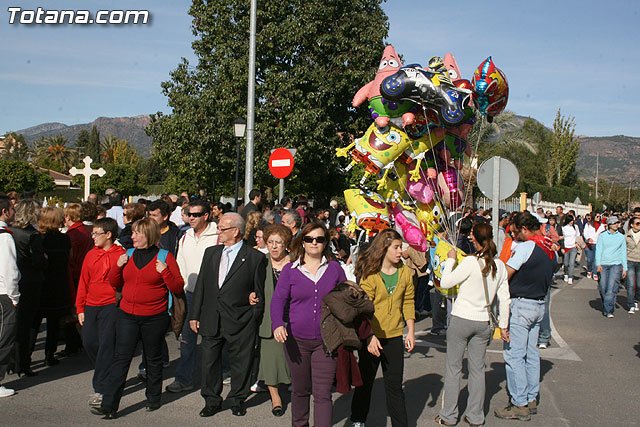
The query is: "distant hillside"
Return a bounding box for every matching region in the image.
[17,115,154,157]
[575,135,640,185]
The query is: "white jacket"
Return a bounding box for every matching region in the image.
[176,222,219,292]
[0,221,20,305]
[440,256,510,329]
[583,222,605,245]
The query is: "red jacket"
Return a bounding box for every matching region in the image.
[67,221,94,289]
[108,249,184,316]
[75,244,125,314]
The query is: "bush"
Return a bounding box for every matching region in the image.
[0,160,55,193]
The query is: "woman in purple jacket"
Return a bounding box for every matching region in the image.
[271,222,346,427]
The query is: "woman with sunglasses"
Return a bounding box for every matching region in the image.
[271,222,347,427]
[584,213,606,280]
[349,229,415,427]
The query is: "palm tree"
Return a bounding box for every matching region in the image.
[34,135,78,172]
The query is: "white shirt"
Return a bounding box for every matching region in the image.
[106,206,125,231]
[583,222,605,245]
[176,222,218,293]
[291,256,329,283]
[440,256,510,329]
[561,224,580,249]
[0,221,21,305]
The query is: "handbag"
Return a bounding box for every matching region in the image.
[481,269,499,344]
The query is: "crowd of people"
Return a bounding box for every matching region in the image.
[0,189,638,426]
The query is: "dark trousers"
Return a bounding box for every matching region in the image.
[32,313,63,358]
[82,304,117,394]
[101,310,169,411]
[0,295,17,382]
[14,289,40,373]
[430,289,447,332]
[200,322,256,408]
[351,336,408,427]
[414,275,431,312]
[285,336,337,427]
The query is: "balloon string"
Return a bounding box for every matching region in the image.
[457,114,486,238]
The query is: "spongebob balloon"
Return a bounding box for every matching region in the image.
[336,122,415,185]
[344,188,391,234]
[352,45,417,128]
[431,237,466,297]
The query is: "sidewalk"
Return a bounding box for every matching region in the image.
[2,272,639,426]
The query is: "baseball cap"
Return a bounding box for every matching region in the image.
[532,212,548,224]
[499,209,510,220]
[606,215,620,225]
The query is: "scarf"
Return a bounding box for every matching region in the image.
[528,234,555,260]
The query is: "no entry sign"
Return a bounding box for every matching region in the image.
[269,148,295,179]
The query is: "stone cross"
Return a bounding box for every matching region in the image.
[69,156,106,201]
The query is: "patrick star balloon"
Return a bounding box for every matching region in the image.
[352,45,416,128]
[443,53,472,93]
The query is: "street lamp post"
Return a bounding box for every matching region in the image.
[244,0,258,203]
[233,118,247,212]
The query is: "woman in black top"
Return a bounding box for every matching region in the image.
[9,200,46,376]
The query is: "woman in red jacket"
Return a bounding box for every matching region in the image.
[92,218,184,419]
[76,217,125,409]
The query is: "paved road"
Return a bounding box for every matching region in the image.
[2,269,639,426]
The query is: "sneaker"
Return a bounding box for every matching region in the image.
[250,381,267,392]
[587,272,592,279]
[0,385,16,398]
[635,303,639,312]
[88,393,103,407]
[527,400,538,415]
[538,343,548,349]
[607,314,615,318]
[223,376,231,386]
[137,368,147,380]
[567,278,573,285]
[594,275,599,281]
[564,275,569,282]
[351,422,366,427]
[495,403,531,421]
[166,380,194,393]
[629,307,636,314]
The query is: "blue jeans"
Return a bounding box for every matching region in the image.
[503,298,545,407]
[563,247,577,278]
[537,287,552,345]
[584,245,596,275]
[175,291,197,385]
[598,264,622,316]
[626,261,640,307]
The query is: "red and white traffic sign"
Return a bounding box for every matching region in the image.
[269,148,295,179]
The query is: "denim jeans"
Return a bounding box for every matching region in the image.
[599,264,622,316]
[626,261,640,307]
[175,291,197,385]
[537,287,552,345]
[503,298,545,407]
[563,247,577,278]
[584,245,596,275]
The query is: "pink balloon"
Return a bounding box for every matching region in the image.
[437,167,464,210]
[406,165,435,204]
[390,204,429,251]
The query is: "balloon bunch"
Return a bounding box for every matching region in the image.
[339,46,509,296]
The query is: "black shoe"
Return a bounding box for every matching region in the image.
[90,407,117,419]
[199,405,222,417]
[146,401,161,412]
[45,356,59,366]
[272,405,284,417]
[231,405,247,416]
[18,369,37,377]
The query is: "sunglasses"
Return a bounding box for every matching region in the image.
[188,211,205,217]
[302,236,327,244]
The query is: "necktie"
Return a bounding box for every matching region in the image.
[218,247,231,288]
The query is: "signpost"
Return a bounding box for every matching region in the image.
[69,156,106,201]
[477,156,519,246]
[269,148,296,201]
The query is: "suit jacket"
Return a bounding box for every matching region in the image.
[190,242,267,336]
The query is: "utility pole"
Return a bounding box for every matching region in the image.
[595,152,599,201]
[629,177,632,212]
[243,0,257,203]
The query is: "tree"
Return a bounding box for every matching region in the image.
[1,132,29,161]
[102,136,140,167]
[75,129,90,155]
[544,109,578,186]
[86,125,101,161]
[33,135,78,173]
[0,160,55,193]
[147,0,389,198]
[90,163,147,197]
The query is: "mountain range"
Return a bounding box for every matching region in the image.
[13,115,639,185]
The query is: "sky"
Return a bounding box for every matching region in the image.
[1,0,639,137]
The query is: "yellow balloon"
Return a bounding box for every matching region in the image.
[343,188,391,234]
[431,238,466,297]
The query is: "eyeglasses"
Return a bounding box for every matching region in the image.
[267,240,284,246]
[91,231,106,237]
[188,211,205,217]
[218,226,237,233]
[302,236,327,244]
[632,222,640,226]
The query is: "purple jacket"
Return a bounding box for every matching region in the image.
[270,260,346,340]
